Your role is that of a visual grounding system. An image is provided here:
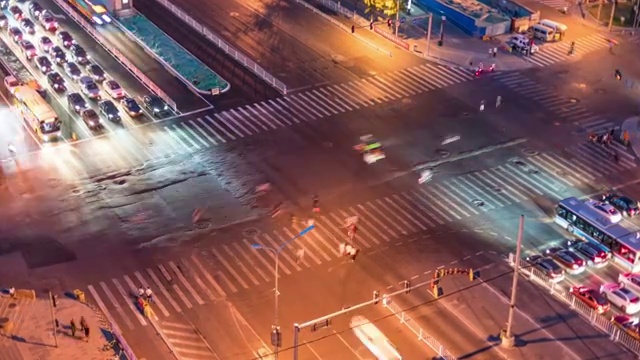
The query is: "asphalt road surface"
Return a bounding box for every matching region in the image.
[1,12,640,360]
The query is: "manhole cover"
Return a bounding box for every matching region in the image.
[472,199,485,207]
[230,11,239,17]
[95,184,106,191]
[435,149,451,158]
[528,169,540,174]
[461,112,471,117]
[493,187,502,193]
[148,142,154,148]
[243,228,260,237]
[113,179,126,185]
[194,222,211,230]
[595,88,606,94]
[522,148,539,156]
[71,189,80,194]
[569,98,579,103]
[511,158,526,166]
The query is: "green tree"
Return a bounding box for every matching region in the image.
[381,0,409,16]
[363,0,386,21]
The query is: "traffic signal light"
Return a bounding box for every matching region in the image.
[351,25,355,33]
[403,280,410,294]
[373,290,380,304]
[370,22,373,30]
[271,326,282,347]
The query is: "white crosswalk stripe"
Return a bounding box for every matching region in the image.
[84,147,639,328]
[532,0,568,9]
[517,33,611,67]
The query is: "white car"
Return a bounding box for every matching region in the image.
[601,283,640,314]
[587,200,622,223]
[103,79,124,99]
[620,273,640,294]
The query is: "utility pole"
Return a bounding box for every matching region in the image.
[49,291,58,348]
[426,13,433,56]
[597,0,603,22]
[502,215,524,348]
[395,0,400,38]
[608,0,617,31]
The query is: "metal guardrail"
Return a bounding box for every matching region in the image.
[508,253,640,357]
[49,0,177,111]
[154,0,287,95]
[383,299,458,360]
[112,15,229,96]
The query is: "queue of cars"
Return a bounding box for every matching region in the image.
[1,0,171,131]
[528,193,640,340]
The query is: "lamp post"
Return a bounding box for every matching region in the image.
[251,224,315,359]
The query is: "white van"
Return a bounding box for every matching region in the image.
[539,19,567,39]
[530,24,556,42]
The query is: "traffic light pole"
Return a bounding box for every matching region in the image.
[426,14,432,57]
[292,276,442,360]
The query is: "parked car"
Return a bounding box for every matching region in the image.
[600,283,640,314]
[570,285,610,314]
[602,193,640,217]
[526,255,565,282]
[63,62,82,80]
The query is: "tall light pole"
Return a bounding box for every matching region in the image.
[252,224,315,359]
[502,215,524,348]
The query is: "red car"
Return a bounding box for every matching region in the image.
[570,285,610,314]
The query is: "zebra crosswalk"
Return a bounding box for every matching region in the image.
[82,147,632,331]
[18,63,475,180]
[526,33,611,67]
[494,71,636,167]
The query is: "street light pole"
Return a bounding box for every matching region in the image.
[502,215,524,348]
[252,224,315,359]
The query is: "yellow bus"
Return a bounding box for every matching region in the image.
[14,86,61,142]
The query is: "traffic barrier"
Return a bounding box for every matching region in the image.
[508,253,640,356]
[112,15,229,96]
[154,0,288,95]
[383,299,457,359]
[49,0,177,112]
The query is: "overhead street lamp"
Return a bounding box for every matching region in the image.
[251,224,315,359]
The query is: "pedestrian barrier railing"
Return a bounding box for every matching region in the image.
[383,298,458,360]
[154,0,287,95]
[309,0,354,18]
[507,253,640,357]
[294,0,392,57]
[49,0,177,112]
[111,17,222,96]
[82,294,138,360]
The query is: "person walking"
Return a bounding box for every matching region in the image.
[84,326,90,342]
[70,319,77,337]
[79,316,87,332]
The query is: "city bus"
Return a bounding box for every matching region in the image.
[13,86,61,142]
[350,316,403,360]
[555,197,640,272]
[68,0,112,25]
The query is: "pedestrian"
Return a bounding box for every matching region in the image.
[295,249,304,264]
[138,286,144,298]
[79,316,87,332]
[70,319,77,337]
[8,287,15,298]
[339,242,346,256]
[349,248,359,262]
[144,287,153,302]
[84,326,90,341]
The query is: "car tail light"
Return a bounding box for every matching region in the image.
[594,256,602,263]
[632,298,640,304]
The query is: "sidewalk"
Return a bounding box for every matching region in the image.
[301,0,533,69]
[0,289,116,360]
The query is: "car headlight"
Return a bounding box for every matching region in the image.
[108,114,113,118]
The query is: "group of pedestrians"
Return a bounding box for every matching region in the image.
[68,316,90,340]
[137,286,153,302]
[588,128,630,164]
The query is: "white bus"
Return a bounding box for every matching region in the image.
[13,86,61,142]
[350,316,402,360]
[555,197,640,271]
